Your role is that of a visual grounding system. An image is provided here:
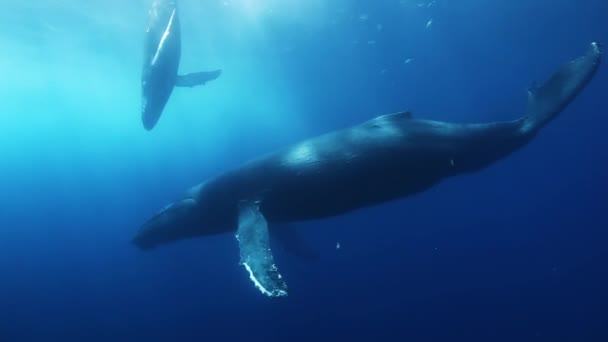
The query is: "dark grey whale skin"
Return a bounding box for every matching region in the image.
[141,0,181,131]
[132,42,601,250]
[141,0,221,131]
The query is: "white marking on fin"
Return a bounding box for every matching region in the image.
[151,9,176,66]
[243,262,286,297]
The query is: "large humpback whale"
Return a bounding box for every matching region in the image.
[141,0,222,130]
[133,43,601,297]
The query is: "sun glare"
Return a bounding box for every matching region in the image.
[223,0,327,23]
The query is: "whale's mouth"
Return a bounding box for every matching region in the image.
[141,98,162,131]
[131,233,157,250]
[132,211,168,250]
[132,199,199,250]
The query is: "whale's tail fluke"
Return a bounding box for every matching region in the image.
[175,69,222,88]
[521,42,601,135]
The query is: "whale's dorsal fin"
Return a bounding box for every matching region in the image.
[372,111,413,124]
[175,69,222,88]
[236,201,288,297]
[387,111,413,119]
[368,111,414,129]
[397,111,413,119]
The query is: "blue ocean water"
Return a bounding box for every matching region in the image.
[1,0,607,340]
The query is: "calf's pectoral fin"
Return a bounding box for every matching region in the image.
[175,69,222,87]
[236,200,288,297]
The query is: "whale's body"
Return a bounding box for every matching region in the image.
[133,43,602,297]
[141,0,221,130]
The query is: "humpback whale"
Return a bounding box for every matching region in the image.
[133,43,601,297]
[141,0,222,130]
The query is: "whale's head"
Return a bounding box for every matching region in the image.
[132,198,200,250]
[132,181,233,250]
[140,90,168,131]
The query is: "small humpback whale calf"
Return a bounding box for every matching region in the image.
[141,0,222,130]
[133,43,602,297]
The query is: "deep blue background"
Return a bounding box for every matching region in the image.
[1,0,607,341]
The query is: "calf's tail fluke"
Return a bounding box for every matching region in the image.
[521,42,601,135]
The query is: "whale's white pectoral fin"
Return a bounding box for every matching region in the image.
[175,70,222,88]
[236,201,288,297]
